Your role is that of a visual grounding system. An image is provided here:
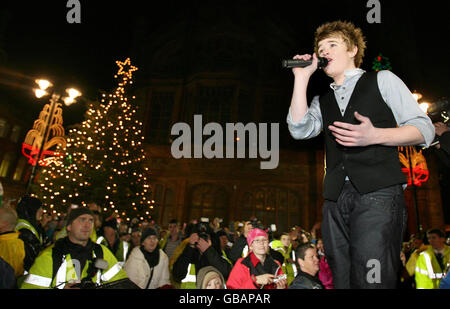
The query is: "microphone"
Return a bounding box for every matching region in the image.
[282,57,328,69]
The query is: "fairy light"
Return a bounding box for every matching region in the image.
[34,58,151,219]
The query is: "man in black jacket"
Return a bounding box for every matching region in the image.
[289,243,324,289]
[172,222,232,288]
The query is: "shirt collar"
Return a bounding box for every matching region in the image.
[330,68,366,90]
[249,251,263,267]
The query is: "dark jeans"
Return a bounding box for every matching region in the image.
[322,181,407,289]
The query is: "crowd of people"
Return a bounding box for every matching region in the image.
[0,194,448,289]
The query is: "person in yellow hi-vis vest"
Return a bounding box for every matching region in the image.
[20,207,128,289]
[415,229,450,289]
[96,218,130,265]
[0,207,25,278]
[271,233,297,286]
[15,195,44,273]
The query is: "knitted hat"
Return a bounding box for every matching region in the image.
[247,228,268,247]
[141,228,158,242]
[216,230,228,238]
[66,207,94,226]
[102,218,118,231]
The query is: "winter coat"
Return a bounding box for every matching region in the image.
[16,220,43,272]
[172,242,232,284]
[124,247,170,289]
[289,269,324,289]
[415,245,450,289]
[15,196,44,271]
[229,234,284,265]
[20,238,128,289]
[0,231,25,277]
[227,251,285,289]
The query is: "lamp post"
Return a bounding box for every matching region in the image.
[402,91,433,234]
[24,79,81,194]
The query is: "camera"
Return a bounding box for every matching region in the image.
[195,218,212,242]
[71,279,97,289]
[273,274,287,284]
[197,223,211,241]
[250,218,264,230]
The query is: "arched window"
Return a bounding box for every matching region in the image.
[152,183,176,227]
[146,92,174,145]
[183,86,234,126]
[188,183,229,223]
[13,157,27,182]
[0,118,10,138]
[10,125,22,143]
[240,186,300,234]
[0,152,15,178]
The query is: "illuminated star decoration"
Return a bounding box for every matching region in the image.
[115,58,138,85]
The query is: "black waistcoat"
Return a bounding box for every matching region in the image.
[319,71,406,201]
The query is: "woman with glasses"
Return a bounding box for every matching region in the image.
[226,228,287,289]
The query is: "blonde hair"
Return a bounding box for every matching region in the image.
[314,20,366,67]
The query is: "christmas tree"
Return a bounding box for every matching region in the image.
[372,53,392,71]
[35,58,153,222]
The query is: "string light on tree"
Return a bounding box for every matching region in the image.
[35,58,153,220]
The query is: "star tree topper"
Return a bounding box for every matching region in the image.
[115,57,138,81]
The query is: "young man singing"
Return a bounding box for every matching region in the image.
[287,21,434,289]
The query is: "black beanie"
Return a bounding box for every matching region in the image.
[141,228,157,242]
[102,218,118,231]
[66,207,94,226]
[216,230,228,238]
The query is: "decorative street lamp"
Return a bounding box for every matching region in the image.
[399,91,430,234]
[23,79,82,194]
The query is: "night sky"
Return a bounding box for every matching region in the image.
[1,0,449,126]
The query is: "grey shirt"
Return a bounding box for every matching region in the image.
[287,69,435,148]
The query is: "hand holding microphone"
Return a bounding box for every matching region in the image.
[284,53,326,78]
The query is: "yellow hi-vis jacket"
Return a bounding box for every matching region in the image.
[0,231,25,277]
[20,242,128,289]
[406,245,429,276]
[16,219,43,245]
[96,236,129,264]
[180,263,197,289]
[270,240,297,285]
[415,245,450,289]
